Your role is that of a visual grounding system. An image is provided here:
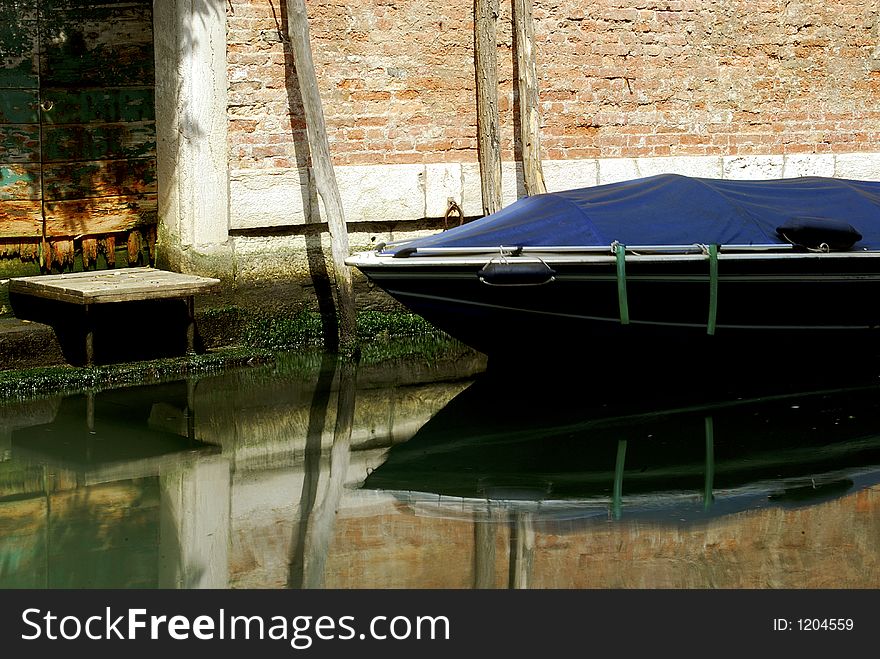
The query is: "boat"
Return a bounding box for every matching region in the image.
[362,373,880,522]
[346,174,880,364]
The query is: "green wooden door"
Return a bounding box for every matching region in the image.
[0,0,156,271]
[0,0,41,261]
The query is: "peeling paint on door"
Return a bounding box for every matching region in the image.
[0,0,157,271]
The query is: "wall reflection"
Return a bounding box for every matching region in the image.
[2,352,880,589]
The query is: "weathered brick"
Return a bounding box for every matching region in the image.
[226,0,880,169]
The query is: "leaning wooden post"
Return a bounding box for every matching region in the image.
[512,0,546,195]
[285,0,358,354]
[475,0,503,215]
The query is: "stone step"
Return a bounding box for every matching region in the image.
[0,318,66,371]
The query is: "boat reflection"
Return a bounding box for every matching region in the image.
[364,373,880,523]
[3,350,880,589]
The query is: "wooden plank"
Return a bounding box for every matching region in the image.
[1,242,21,257]
[512,0,546,195]
[42,121,156,163]
[475,0,502,216]
[1,2,157,248]
[43,158,156,200]
[49,239,75,271]
[0,240,40,260]
[0,89,38,124]
[40,87,155,125]
[22,283,220,305]
[40,6,154,89]
[22,241,40,261]
[9,267,221,305]
[101,235,116,266]
[43,194,157,237]
[0,164,41,200]
[13,267,205,283]
[81,237,98,268]
[127,227,143,265]
[0,20,39,89]
[0,202,41,237]
[42,88,155,126]
[0,124,40,163]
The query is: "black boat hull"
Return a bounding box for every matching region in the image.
[358,254,880,364]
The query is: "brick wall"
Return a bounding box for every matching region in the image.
[226,0,880,170]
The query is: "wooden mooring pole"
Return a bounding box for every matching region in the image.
[512,0,546,195]
[475,0,503,216]
[285,0,358,354]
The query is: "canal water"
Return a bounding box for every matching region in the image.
[2,348,880,589]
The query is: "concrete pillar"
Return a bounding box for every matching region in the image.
[159,457,231,588]
[154,0,230,262]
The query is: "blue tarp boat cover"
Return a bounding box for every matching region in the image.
[382,174,880,254]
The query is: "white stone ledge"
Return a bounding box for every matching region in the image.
[229,169,312,229]
[229,152,880,229]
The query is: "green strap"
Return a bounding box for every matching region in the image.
[707,244,719,335]
[615,245,630,325]
[703,415,715,511]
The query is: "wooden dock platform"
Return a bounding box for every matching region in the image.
[9,268,221,365]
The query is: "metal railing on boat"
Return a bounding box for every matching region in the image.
[386,243,796,257]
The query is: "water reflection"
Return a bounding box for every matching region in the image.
[2,352,880,589]
[364,375,880,521]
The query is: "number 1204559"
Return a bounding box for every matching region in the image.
[797,619,853,631]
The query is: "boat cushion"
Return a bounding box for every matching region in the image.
[776,217,863,251]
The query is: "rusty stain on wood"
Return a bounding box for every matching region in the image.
[101,235,116,267]
[126,228,142,266]
[18,241,39,261]
[43,159,156,200]
[81,237,97,269]
[48,238,75,271]
[0,205,42,238]
[43,195,158,237]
